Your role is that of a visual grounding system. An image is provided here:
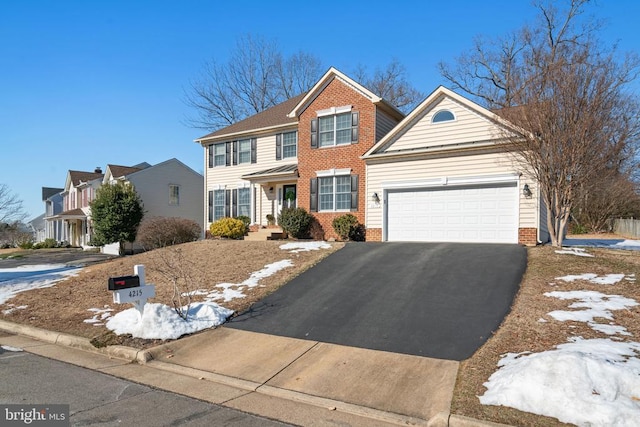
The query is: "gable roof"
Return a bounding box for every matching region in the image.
[195,93,306,143]
[42,187,63,201]
[362,86,522,159]
[287,67,403,120]
[67,170,104,187]
[106,164,146,179]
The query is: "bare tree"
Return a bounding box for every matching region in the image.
[184,34,323,131]
[152,247,196,320]
[0,183,26,224]
[353,60,424,114]
[439,0,640,246]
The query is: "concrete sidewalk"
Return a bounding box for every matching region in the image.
[0,321,506,426]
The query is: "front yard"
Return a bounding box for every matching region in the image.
[1,239,639,425]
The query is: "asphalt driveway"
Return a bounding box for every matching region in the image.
[229,242,527,361]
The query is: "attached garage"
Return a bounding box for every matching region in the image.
[385,182,519,243]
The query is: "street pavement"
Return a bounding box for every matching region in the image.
[229,242,527,361]
[0,335,289,426]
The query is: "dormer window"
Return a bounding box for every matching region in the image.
[432,110,455,123]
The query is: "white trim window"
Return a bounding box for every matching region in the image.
[319,113,351,147]
[213,143,226,167]
[213,190,225,221]
[319,176,351,210]
[237,139,251,164]
[237,187,250,217]
[310,171,359,212]
[169,184,180,206]
[282,131,297,158]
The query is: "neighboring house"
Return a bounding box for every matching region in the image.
[362,86,548,245]
[27,213,45,243]
[101,158,204,254]
[195,67,404,239]
[41,186,66,243]
[53,168,105,247]
[196,69,547,245]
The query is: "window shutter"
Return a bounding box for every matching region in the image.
[208,145,213,168]
[225,189,231,217]
[232,189,238,217]
[208,190,213,222]
[232,141,238,165]
[251,138,257,163]
[310,178,318,212]
[311,118,318,148]
[225,142,232,167]
[275,134,282,160]
[350,174,359,211]
[351,112,359,144]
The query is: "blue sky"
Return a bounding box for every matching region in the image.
[1,0,638,221]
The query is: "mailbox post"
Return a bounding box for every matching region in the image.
[108,265,155,318]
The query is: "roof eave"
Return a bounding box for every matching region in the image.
[195,122,298,144]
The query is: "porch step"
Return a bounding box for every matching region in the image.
[267,231,288,240]
[245,228,286,241]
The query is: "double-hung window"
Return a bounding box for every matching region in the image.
[310,172,358,212]
[213,190,225,221]
[212,143,226,167]
[237,188,250,217]
[169,185,180,205]
[282,131,297,158]
[237,139,251,164]
[311,108,359,148]
[319,113,351,147]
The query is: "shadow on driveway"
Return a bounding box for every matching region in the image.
[229,242,527,361]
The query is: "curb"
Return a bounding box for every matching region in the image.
[0,319,509,427]
[0,319,150,364]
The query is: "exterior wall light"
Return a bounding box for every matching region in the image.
[372,192,380,203]
[523,184,532,198]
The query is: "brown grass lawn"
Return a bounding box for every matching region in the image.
[451,245,640,426]
[1,239,639,425]
[0,240,344,348]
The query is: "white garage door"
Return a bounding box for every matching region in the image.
[386,183,518,243]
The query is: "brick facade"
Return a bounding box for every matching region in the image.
[365,228,382,242]
[296,78,378,240]
[518,227,538,246]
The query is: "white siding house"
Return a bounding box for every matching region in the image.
[363,86,548,245]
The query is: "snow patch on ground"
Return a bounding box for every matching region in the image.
[0,345,23,352]
[84,306,114,326]
[555,273,625,285]
[555,248,594,257]
[185,259,294,303]
[2,304,28,315]
[279,241,331,253]
[481,273,640,425]
[106,302,233,340]
[0,264,82,304]
[480,337,640,427]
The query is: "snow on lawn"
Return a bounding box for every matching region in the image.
[555,273,626,285]
[480,274,640,426]
[554,248,594,257]
[106,302,233,340]
[279,241,331,253]
[0,264,82,305]
[84,306,114,326]
[185,259,294,303]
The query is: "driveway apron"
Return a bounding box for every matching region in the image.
[229,242,527,361]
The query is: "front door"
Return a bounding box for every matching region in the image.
[282,185,297,209]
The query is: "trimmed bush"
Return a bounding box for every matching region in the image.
[332,214,365,241]
[278,207,312,239]
[209,217,246,239]
[137,216,202,249]
[237,215,251,234]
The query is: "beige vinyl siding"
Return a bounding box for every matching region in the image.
[366,151,538,230]
[376,109,400,142]
[204,133,296,227]
[127,159,204,229]
[389,97,507,152]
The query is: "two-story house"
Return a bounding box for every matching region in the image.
[196,67,404,240]
[197,68,548,245]
[54,168,104,247]
[41,187,66,243]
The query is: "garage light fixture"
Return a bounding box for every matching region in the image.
[522,184,532,198]
[372,192,380,203]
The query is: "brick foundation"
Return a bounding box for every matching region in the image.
[518,228,538,246]
[366,228,382,242]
